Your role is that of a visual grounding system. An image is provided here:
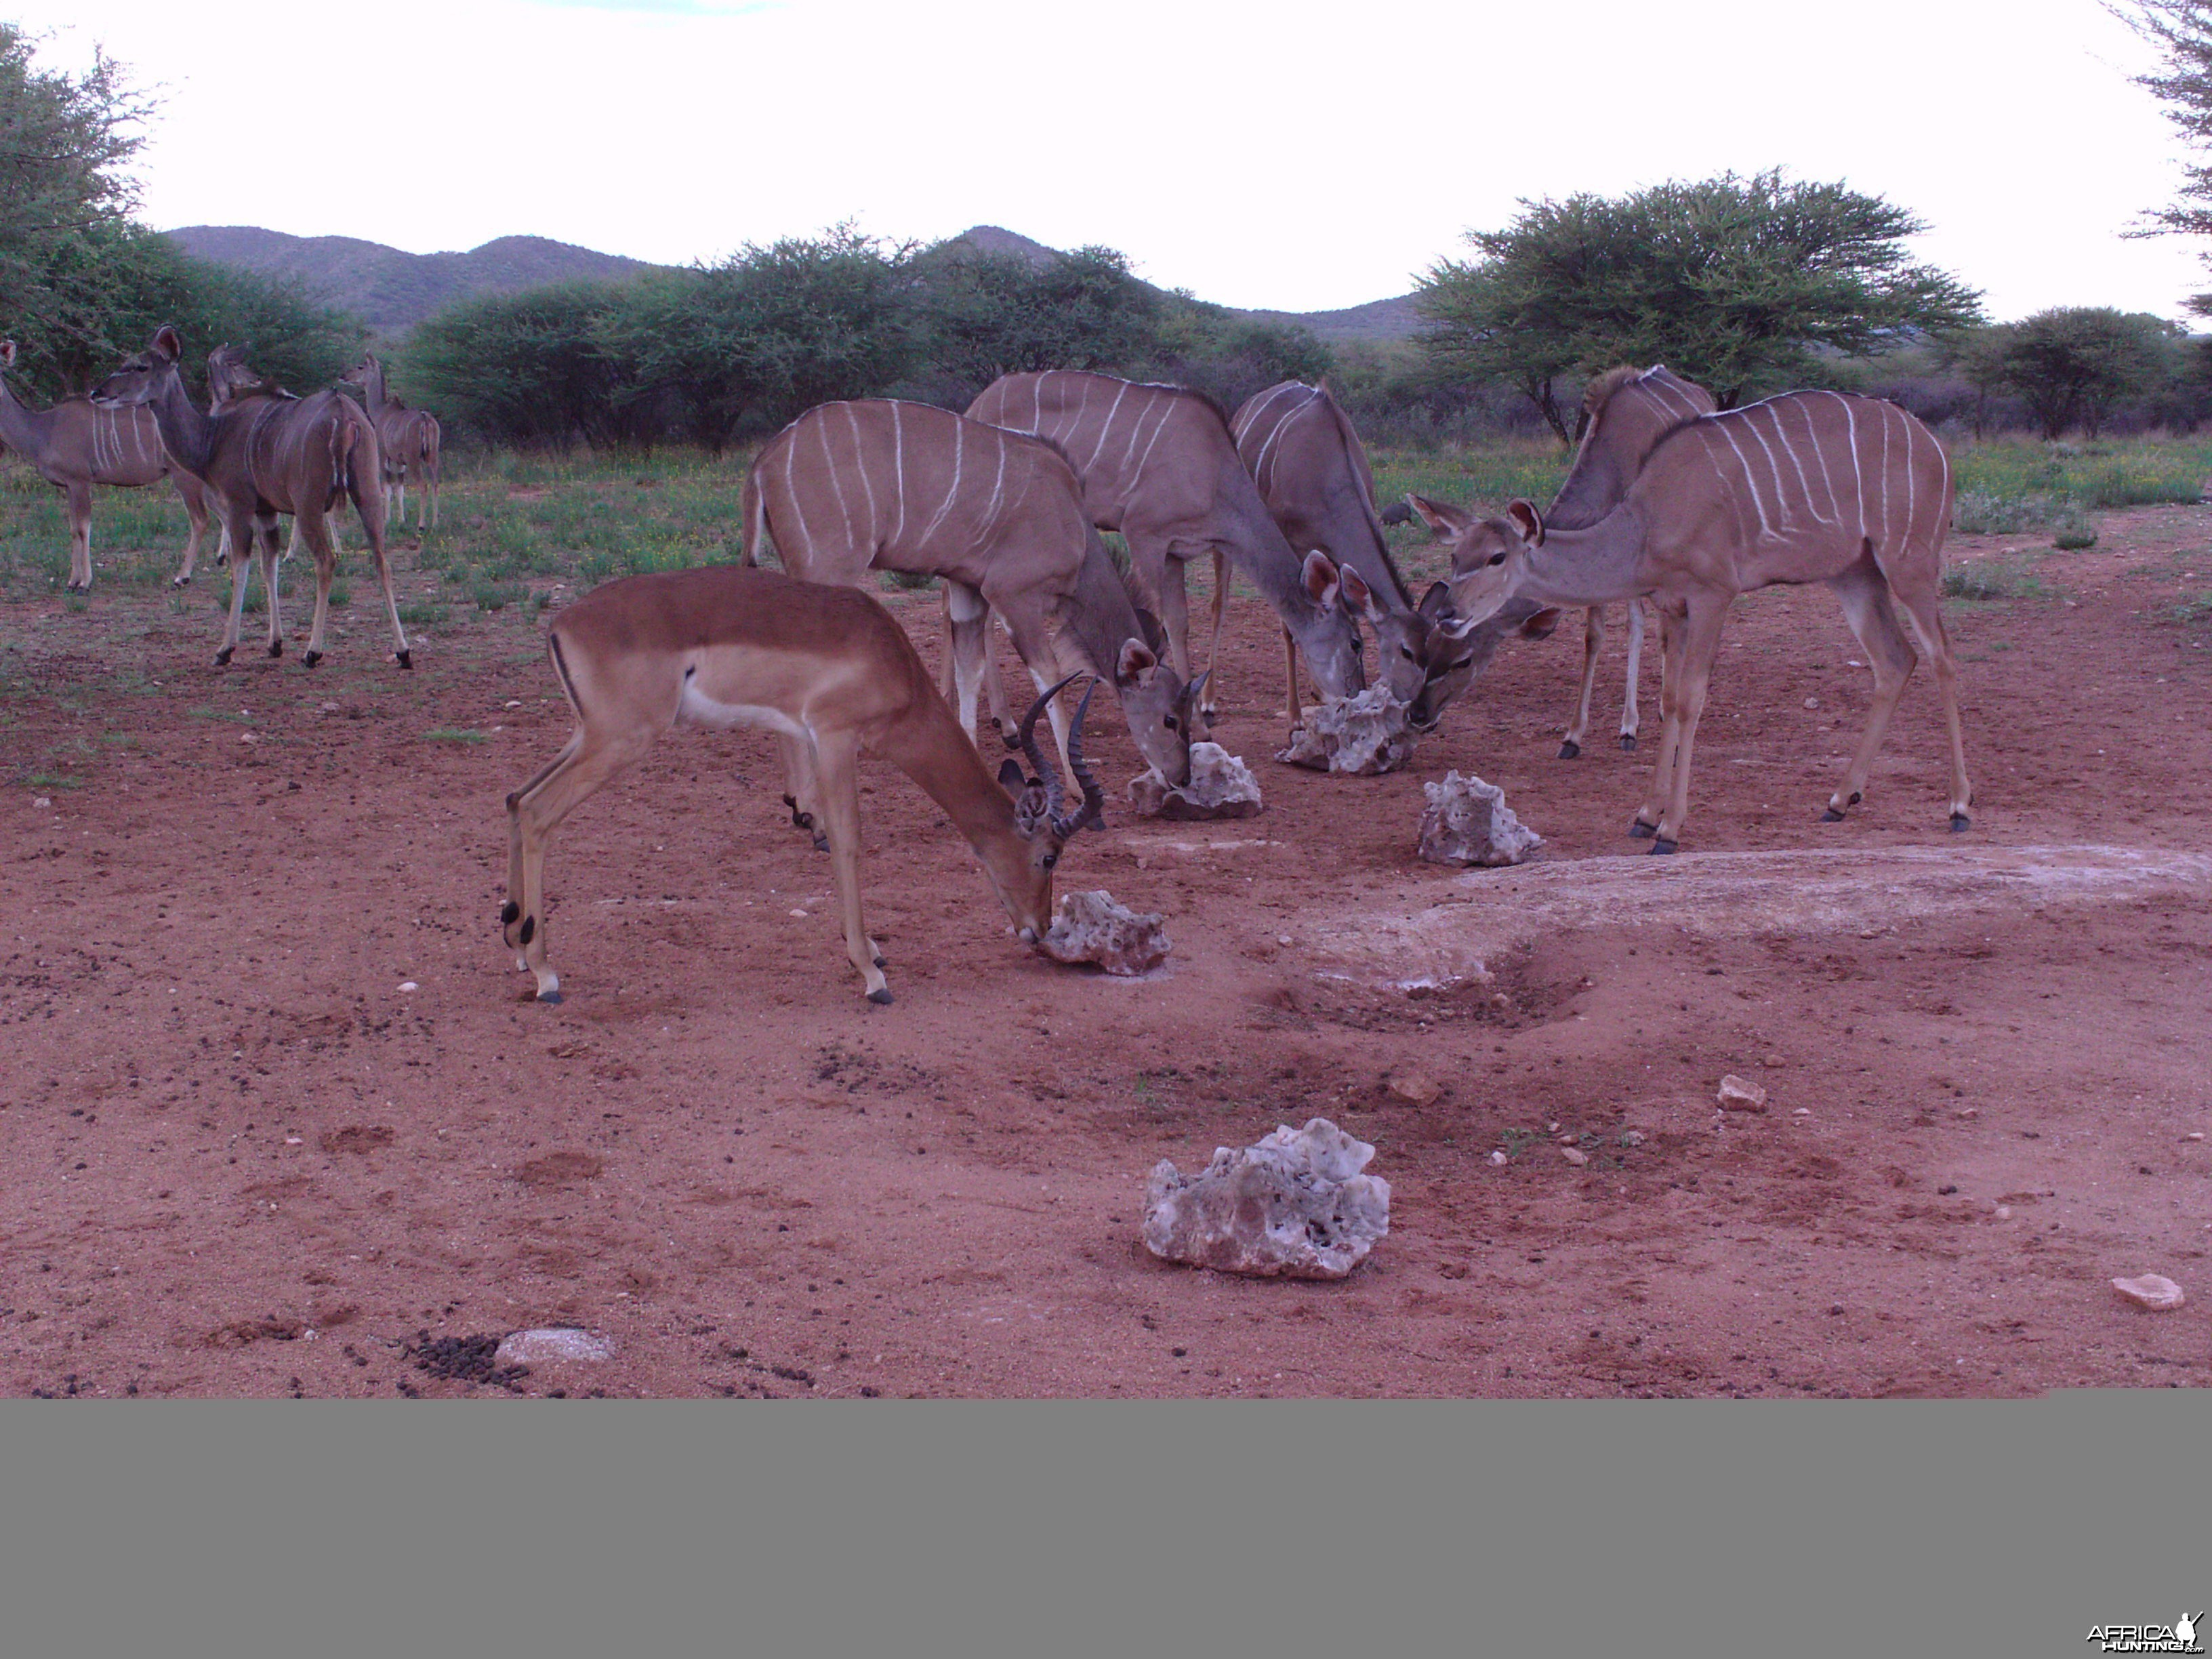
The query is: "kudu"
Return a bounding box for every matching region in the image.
[340,354,443,529]
[966,370,1366,724]
[1403,365,1717,746]
[0,340,215,592]
[504,564,1103,1005]
[1436,390,1969,851]
[1229,379,1462,720]
[741,400,1197,804]
[91,329,411,670]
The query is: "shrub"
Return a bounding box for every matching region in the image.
[1942,558,2045,600]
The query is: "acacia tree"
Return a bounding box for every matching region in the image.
[1952,308,2179,438]
[2115,1,2212,309]
[1418,169,1984,436]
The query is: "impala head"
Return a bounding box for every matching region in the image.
[1297,550,1368,699]
[1111,637,1199,788]
[90,325,185,409]
[988,674,1107,946]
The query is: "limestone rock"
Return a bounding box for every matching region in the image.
[2110,1273,2186,1311]
[1416,771,1543,867]
[1387,1073,1441,1107]
[1038,889,1170,976]
[1128,741,1263,821]
[1143,1118,1390,1279]
[1717,1075,1769,1112]
[1277,685,1416,775]
[495,1328,616,1366]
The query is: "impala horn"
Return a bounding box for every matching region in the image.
[1017,672,1084,826]
[1056,680,1107,838]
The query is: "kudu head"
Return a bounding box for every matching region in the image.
[205,344,276,411]
[1436,497,1544,626]
[1110,634,1200,789]
[987,674,1107,947]
[1334,564,1426,707]
[1394,493,1561,726]
[1296,550,1368,699]
[90,325,186,409]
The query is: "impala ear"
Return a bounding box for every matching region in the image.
[150,326,182,363]
[1519,607,1565,640]
[1300,550,1341,611]
[1406,493,1476,540]
[997,758,1027,794]
[1416,581,1456,622]
[1115,638,1157,684]
[1506,499,1545,547]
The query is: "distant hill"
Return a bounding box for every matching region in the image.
[163,227,668,329]
[165,221,1422,342]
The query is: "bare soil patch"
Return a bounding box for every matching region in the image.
[2,510,2209,1397]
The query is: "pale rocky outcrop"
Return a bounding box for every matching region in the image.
[1143,1118,1390,1279]
[1038,890,1170,976]
[1417,772,1542,867]
[1128,741,1263,821]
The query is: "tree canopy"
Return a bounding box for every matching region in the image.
[1944,308,2182,438]
[1416,169,1985,434]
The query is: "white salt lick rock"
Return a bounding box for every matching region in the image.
[1277,686,1416,775]
[1143,1118,1391,1279]
[1127,741,1263,820]
[1417,771,1543,867]
[1038,889,1170,976]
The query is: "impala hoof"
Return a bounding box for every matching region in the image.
[1820,808,1846,823]
[866,987,893,1006]
[1949,812,1971,834]
[213,646,233,666]
[1650,837,1679,855]
[395,649,413,670]
[268,640,283,658]
[1619,734,1637,752]
[1557,740,1582,760]
[499,901,520,926]
[302,649,322,668]
[1627,818,1657,840]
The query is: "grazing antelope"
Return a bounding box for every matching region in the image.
[741,400,1198,800]
[1402,365,1717,748]
[1436,391,1969,852]
[340,354,443,529]
[1230,380,1454,720]
[966,370,1366,722]
[501,565,1105,1006]
[91,329,411,670]
[0,339,215,592]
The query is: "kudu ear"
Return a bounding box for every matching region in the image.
[1416,581,1456,622]
[1506,499,1546,547]
[1406,493,1476,541]
[1519,607,1565,640]
[1115,638,1158,684]
[1300,550,1341,611]
[149,326,182,363]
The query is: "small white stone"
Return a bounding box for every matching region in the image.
[1388,1073,1441,1107]
[505,700,523,709]
[2110,1274,2186,1311]
[496,1328,617,1365]
[1489,1150,1509,1166]
[788,908,808,918]
[239,732,258,744]
[1561,1146,1589,1166]
[285,1136,302,1145]
[2188,1132,2205,1142]
[33,796,51,808]
[1717,1075,1769,1112]
[1994,1205,2011,1220]
[397,981,418,993]
[319,701,340,713]
[1276,935,1292,947]
[1793,1107,1812,1116]
[1803,696,1820,710]
[1620,1130,1645,1147]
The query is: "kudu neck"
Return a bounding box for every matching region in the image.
[1061,533,1151,680]
[0,372,52,453]
[1518,504,1650,608]
[146,368,218,478]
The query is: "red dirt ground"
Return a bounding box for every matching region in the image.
[3,510,2209,1398]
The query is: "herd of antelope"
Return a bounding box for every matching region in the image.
[2,327,1972,1004]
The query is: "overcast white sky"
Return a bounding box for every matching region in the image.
[20,0,2211,322]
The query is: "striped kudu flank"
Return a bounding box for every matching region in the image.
[1230,380,1447,720]
[1438,390,1969,851]
[966,371,1366,721]
[341,354,443,529]
[504,566,1103,1006]
[741,400,1195,803]
[0,340,214,592]
[91,329,411,671]
[1404,365,1717,745]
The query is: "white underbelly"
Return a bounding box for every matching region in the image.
[677,676,806,737]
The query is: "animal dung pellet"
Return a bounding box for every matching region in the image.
[2110,1274,2186,1311]
[1277,685,1416,775]
[1143,1118,1390,1279]
[1038,890,1170,976]
[1717,1075,1769,1112]
[1126,741,1263,820]
[1417,771,1543,867]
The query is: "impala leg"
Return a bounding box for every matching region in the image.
[1648,594,1731,851]
[775,732,826,848]
[1619,600,1645,750]
[1562,606,1606,758]
[505,731,579,967]
[64,481,93,592]
[809,731,891,1003]
[1202,548,1230,725]
[1821,557,1917,822]
[506,729,652,1002]
[1631,602,1692,838]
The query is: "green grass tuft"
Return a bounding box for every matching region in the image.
[422,727,489,744]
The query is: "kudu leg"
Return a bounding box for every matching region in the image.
[982,611,1015,737]
[944,581,991,748]
[215,510,262,666]
[260,523,287,657]
[1643,595,1731,852]
[297,510,342,666]
[353,495,410,670]
[172,478,207,587]
[1630,605,1692,839]
[1202,548,1231,726]
[1562,607,1607,758]
[806,730,892,1004]
[1618,600,1646,749]
[64,482,93,593]
[997,603,1078,783]
[504,729,653,1003]
[1889,581,1973,831]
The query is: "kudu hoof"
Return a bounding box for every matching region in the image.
[1949,812,1971,834]
[395,649,413,670]
[1557,740,1582,760]
[866,987,894,1006]
[813,834,830,854]
[1627,818,1657,840]
[302,649,322,668]
[536,989,564,1006]
[213,646,233,667]
[171,575,191,588]
[1820,808,1847,823]
[872,955,888,970]
[1619,734,1637,752]
[1650,837,1679,855]
[268,640,283,658]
